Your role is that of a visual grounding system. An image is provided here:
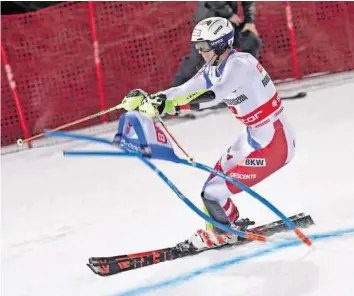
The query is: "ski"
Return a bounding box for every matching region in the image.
[280,92,307,100]
[201,92,307,107]
[163,112,197,122]
[87,213,314,276]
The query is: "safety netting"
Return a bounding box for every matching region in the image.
[1,1,353,147]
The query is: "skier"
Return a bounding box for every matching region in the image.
[119,17,296,251]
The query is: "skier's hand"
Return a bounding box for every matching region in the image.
[121,89,149,111]
[149,93,177,115]
[139,93,176,118]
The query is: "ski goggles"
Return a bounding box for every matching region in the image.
[194,41,212,53]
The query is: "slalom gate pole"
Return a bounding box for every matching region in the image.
[46,130,312,246]
[46,130,265,242]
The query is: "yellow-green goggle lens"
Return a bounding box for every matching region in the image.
[194,41,212,53]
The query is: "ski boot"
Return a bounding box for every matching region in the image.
[187,218,255,251]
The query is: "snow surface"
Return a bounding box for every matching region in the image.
[2,80,354,296]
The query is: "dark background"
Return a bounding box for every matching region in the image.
[1,1,63,15]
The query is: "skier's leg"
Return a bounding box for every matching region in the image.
[190,120,295,249]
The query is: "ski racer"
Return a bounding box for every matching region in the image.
[119,17,296,251]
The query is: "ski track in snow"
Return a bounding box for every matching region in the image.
[117,228,354,296]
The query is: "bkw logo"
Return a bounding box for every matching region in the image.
[240,158,266,167]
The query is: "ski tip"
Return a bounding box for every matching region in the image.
[280,92,308,100]
[87,263,100,275]
[87,263,111,276]
[297,92,307,98]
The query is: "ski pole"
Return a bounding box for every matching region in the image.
[16,103,123,146]
[156,115,194,162]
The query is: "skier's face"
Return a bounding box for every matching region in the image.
[194,41,216,63]
[200,50,216,63]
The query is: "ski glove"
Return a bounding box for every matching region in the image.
[149,93,176,115]
[121,89,149,111]
[139,93,177,118]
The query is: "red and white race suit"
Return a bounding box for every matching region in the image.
[163,50,295,221]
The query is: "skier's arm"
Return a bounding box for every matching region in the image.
[122,61,246,117]
[163,60,244,109]
[196,60,249,110]
[148,60,248,115]
[139,69,211,116]
[162,69,209,104]
[160,66,228,112]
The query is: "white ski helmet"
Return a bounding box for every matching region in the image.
[191,17,234,55]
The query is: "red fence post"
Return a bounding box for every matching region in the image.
[1,45,32,147]
[285,1,300,80]
[88,1,107,122]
